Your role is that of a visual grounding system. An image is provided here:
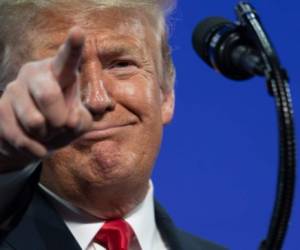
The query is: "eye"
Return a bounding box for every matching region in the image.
[109,60,138,69]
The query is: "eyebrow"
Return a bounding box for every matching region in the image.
[96,37,145,59]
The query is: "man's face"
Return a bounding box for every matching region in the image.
[32,7,174,213]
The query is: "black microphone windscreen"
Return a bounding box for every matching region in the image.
[192,17,232,67]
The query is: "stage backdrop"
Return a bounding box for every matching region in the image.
[153,1,300,249]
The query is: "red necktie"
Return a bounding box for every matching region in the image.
[94,219,135,250]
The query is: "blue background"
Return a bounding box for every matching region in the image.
[152,1,300,249]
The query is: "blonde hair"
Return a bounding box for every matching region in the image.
[0,0,176,92]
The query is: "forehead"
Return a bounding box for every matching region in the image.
[77,8,149,35]
[29,7,158,56]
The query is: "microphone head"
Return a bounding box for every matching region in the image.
[192,17,254,80]
[192,17,233,67]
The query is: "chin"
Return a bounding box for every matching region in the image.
[64,139,145,186]
[91,142,136,177]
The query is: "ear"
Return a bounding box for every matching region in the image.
[161,89,175,125]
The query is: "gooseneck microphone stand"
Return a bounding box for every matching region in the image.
[193,2,296,249]
[236,3,296,250]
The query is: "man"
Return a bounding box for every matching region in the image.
[0,0,225,249]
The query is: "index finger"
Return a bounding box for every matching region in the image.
[51,26,85,89]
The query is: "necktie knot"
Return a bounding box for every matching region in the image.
[94,219,135,250]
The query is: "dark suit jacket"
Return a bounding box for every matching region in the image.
[0,169,226,250]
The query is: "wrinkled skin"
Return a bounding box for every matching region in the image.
[34,8,175,219]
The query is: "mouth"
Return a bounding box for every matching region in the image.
[78,122,137,142]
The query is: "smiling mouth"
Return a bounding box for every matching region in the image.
[78,123,136,142]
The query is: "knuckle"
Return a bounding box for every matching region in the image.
[5,81,18,94]
[13,137,27,149]
[19,62,36,76]
[2,128,21,147]
[0,110,11,134]
[26,112,45,130]
[67,110,80,129]
[1,126,13,140]
[19,60,50,83]
[0,124,28,151]
[35,86,61,106]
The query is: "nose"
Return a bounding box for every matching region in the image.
[81,61,115,116]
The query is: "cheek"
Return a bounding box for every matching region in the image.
[108,74,162,120]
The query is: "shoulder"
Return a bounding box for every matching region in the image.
[175,228,227,250]
[154,201,227,250]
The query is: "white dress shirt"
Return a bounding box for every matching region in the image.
[39,182,168,250]
[0,165,168,250]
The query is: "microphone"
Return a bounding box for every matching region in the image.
[192,17,265,80]
[192,3,296,250]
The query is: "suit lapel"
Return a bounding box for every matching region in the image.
[3,181,223,250]
[6,194,185,250]
[154,201,185,250]
[5,190,81,250]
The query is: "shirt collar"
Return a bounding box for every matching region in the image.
[124,181,157,250]
[39,181,160,250]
